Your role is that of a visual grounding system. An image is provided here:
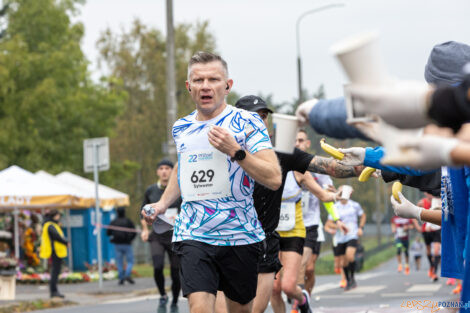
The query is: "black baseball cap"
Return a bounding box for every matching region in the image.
[235,95,273,113]
[157,159,174,169]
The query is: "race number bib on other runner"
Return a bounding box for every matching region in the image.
[276,202,296,231]
[396,227,406,238]
[180,149,231,201]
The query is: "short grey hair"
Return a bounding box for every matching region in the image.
[187,51,229,80]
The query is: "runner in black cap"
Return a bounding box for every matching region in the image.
[217,95,360,313]
[140,160,182,309]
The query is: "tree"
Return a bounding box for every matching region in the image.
[97,20,217,213]
[0,0,125,174]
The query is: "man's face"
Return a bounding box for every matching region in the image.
[157,165,172,181]
[256,109,270,128]
[295,131,310,151]
[186,61,233,116]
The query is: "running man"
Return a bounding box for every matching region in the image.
[141,160,182,308]
[143,52,282,313]
[325,186,366,291]
[295,130,336,295]
[391,215,419,275]
[271,169,344,313]
[226,96,358,313]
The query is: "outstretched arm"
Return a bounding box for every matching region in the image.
[308,156,360,178]
[293,171,336,202]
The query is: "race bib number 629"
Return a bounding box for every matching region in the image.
[180,149,231,201]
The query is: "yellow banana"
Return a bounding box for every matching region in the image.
[392,181,403,203]
[358,167,376,182]
[320,138,344,160]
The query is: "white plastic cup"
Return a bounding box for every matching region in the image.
[272,113,298,154]
[331,31,388,86]
[340,185,353,200]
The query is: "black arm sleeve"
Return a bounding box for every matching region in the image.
[381,169,441,197]
[48,224,68,245]
[284,148,314,174]
[428,74,470,132]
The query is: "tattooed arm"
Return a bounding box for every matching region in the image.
[308,156,361,178]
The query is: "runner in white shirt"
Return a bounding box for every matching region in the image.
[142,52,282,313]
[325,186,366,291]
[294,130,339,296]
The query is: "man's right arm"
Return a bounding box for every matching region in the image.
[142,164,181,224]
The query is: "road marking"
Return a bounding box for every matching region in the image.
[381,292,433,297]
[312,282,339,294]
[348,285,386,294]
[316,294,365,299]
[102,295,158,304]
[406,284,441,292]
[355,272,387,281]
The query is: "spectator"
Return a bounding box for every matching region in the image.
[108,207,136,285]
[39,210,68,298]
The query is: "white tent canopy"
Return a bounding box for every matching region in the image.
[0,166,78,209]
[55,171,129,209]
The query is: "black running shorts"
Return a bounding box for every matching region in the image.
[279,236,305,255]
[258,232,283,274]
[304,225,321,255]
[173,240,262,304]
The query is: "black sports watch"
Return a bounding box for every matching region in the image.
[231,149,246,162]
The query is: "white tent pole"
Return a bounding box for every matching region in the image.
[14,207,19,259]
[66,208,73,270]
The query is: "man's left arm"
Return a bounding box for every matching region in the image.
[308,155,360,178]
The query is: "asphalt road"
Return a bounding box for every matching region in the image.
[32,258,460,313]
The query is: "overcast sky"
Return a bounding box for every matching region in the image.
[78,0,470,103]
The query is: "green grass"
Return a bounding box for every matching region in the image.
[134,264,170,278]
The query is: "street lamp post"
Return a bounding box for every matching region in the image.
[296,3,345,103]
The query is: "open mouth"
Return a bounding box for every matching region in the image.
[201,95,213,103]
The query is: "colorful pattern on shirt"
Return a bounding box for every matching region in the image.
[172,105,271,246]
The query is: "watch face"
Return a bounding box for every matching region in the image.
[235,150,246,160]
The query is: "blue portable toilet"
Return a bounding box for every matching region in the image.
[62,207,116,271]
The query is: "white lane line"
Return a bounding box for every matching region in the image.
[381,292,433,297]
[102,295,159,304]
[406,284,442,292]
[355,272,387,281]
[312,282,340,294]
[316,294,365,299]
[348,285,386,294]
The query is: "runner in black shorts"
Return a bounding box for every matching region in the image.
[232,97,357,313]
[141,160,182,308]
[143,53,283,313]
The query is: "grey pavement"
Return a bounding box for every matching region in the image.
[4,257,463,313]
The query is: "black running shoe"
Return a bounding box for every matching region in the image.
[298,290,312,313]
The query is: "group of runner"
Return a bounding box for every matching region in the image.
[140,51,367,313]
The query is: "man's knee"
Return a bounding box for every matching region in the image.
[189,292,215,313]
[281,278,297,297]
